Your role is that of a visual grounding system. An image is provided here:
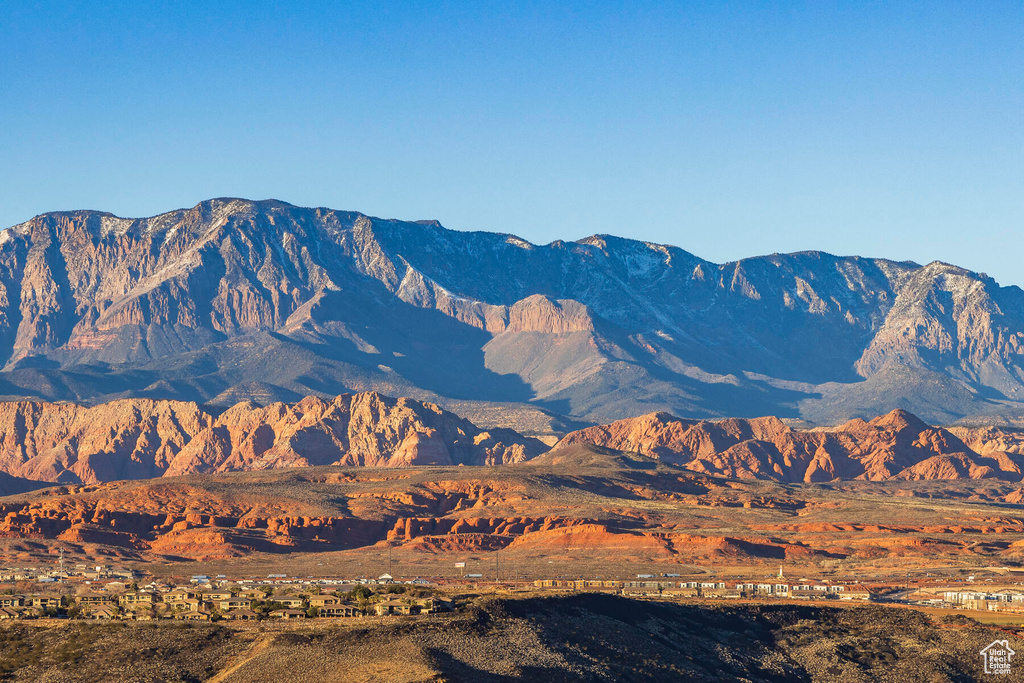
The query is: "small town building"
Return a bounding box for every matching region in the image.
[204,590,234,602]
[319,603,361,617]
[308,595,341,608]
[31,595,65,609]
[374,599,412,616]
[270,609,306,619]
[119,592,156,606]
[0,596,25,608]
[163,590,199,604]
[88,605,119,620]
[216,598,253,611]
[224,608,258,621]
[78,592,116,606]
[175,610,211,621]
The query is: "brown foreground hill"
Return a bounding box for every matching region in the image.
[5,443,1024,574]
[0,595,1018,682]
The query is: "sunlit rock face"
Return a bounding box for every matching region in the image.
[554,409,1024,483]
[0,392,546,484]
[2,197,1024,426]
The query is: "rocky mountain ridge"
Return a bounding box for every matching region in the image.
[2,198,1024,426]
[0,392,544,484]
[554,408,1024,482]
[1,390,1024,486]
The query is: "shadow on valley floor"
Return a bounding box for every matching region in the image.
[0,594,1016,682]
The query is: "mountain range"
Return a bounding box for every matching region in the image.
[554,408,1024,483]
[1,391,1024,486]
[0,392,544,485]
[2,197,1024,428]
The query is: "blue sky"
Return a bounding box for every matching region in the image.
[2,2,1022,284]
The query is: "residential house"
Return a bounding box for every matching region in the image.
[119,592,156,607]
[203,590,234,603]
[215,597,253,611]
[163,590,198,605]
[174,598,203,613]
[224,608,258,621]
[374,599,412,616]
[174,610,211,621]
[308,595,341,608]
[840,590,873,601]
[78,592,116,607]
[88,605,120,620]
[0,595,25,608]
[411,598,435,614]
[123,609,155,621]
[30,595,65,609]
[319,603,361,618]
[270,609,306,619]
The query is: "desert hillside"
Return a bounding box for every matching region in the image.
[0,594,1015,682]
[5,443,1024,571]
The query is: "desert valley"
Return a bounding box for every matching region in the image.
[1,201,1024,679]
[7,1,1020,677]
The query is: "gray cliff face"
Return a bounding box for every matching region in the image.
[0,197,1022,426]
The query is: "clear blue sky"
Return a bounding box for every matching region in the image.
[2,2,1022,284]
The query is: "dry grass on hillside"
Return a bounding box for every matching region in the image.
[0,595,1020,682]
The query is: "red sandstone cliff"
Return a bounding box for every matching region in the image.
[553,409,1024,482]
[0,392,545,484]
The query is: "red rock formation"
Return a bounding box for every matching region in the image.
[554,408,1024,482]
[0,392,546,484]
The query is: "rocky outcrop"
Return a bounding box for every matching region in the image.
[946,424,1024,455]
[0,392,546,484]
[7,442,1024,567]
[0,399,212,484]
[3,199,1024,426]
[554,408,1024,482]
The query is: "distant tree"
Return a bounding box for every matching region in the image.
[350,586,373,601]
[306,606,319,619]
[258,600,284,615]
